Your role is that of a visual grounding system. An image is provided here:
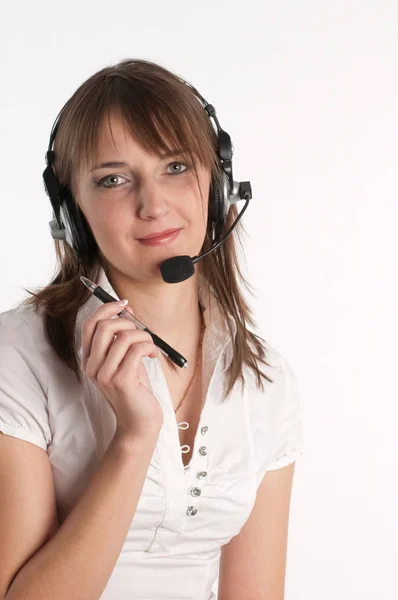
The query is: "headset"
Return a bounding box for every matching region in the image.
[42,80,252,283]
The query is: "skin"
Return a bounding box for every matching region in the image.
[74,111,211,369]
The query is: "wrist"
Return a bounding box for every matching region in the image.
[112,426,161,450]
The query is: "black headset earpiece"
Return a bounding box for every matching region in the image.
[42,80,251,269]
[43,130,98,264]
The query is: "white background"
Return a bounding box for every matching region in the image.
[1,1,397,598]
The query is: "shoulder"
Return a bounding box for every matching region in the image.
[245,337,304,474]
[245,333,298,385]
[245,336,301,417]
[264,341,299,391]
[0,303,51,354]
[0,304,54,450]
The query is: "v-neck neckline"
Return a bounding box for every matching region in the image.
[149,344,227,475]
[155,357,205,474]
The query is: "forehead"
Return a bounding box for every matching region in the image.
[91,111,188,166]
[93,113,149,157]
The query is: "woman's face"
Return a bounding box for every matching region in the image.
[74,112,211,282]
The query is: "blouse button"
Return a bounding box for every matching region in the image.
[190,487,201,497]
[199,446,207,456]
[197,471,207,479]
[201,425,208,435]
[187,506,198,516]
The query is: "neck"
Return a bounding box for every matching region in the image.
[104,264,205,361]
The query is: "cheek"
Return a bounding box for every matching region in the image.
[85,209,125,251]
[198,197,209,230]
[85,199,124,230]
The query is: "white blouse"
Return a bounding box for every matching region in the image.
[0,268,304,600]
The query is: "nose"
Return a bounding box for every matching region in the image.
[136,178,170,220]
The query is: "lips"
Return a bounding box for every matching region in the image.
[137,228,182,246]
[138,228,181,240]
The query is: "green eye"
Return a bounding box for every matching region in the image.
[167,162,188,174]
[95,162,189,188]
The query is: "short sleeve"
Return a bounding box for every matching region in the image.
[266,354,304,471]
[0,314,51,451]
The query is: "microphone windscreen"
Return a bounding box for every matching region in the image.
[160,255,195,283]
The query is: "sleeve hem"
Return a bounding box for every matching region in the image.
[266,446,304,471]
[0,423,48,451]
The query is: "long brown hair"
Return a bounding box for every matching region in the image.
[20,58,274,401]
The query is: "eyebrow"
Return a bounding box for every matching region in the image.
[89,148,188,173]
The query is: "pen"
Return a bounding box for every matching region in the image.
[80,276,188,369]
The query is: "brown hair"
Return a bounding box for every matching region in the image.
[20,58,274,401]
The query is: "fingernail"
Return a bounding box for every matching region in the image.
[118,299,128,306]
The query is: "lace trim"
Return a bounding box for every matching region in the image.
[177,421,191,471]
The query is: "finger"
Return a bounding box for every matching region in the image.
[85,328,154,380]
[105,330,159,363]
[81,299,129,368]
[111,340,158,388]
[82,316,140,373]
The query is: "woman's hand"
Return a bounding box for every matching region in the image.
[80,300,164,439]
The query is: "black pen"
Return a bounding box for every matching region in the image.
[80,276,188,369]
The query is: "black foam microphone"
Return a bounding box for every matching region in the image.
[159,187,251,283]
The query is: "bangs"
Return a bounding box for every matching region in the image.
[57,74,222,197]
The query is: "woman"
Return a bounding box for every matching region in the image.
[0,59,304,600]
